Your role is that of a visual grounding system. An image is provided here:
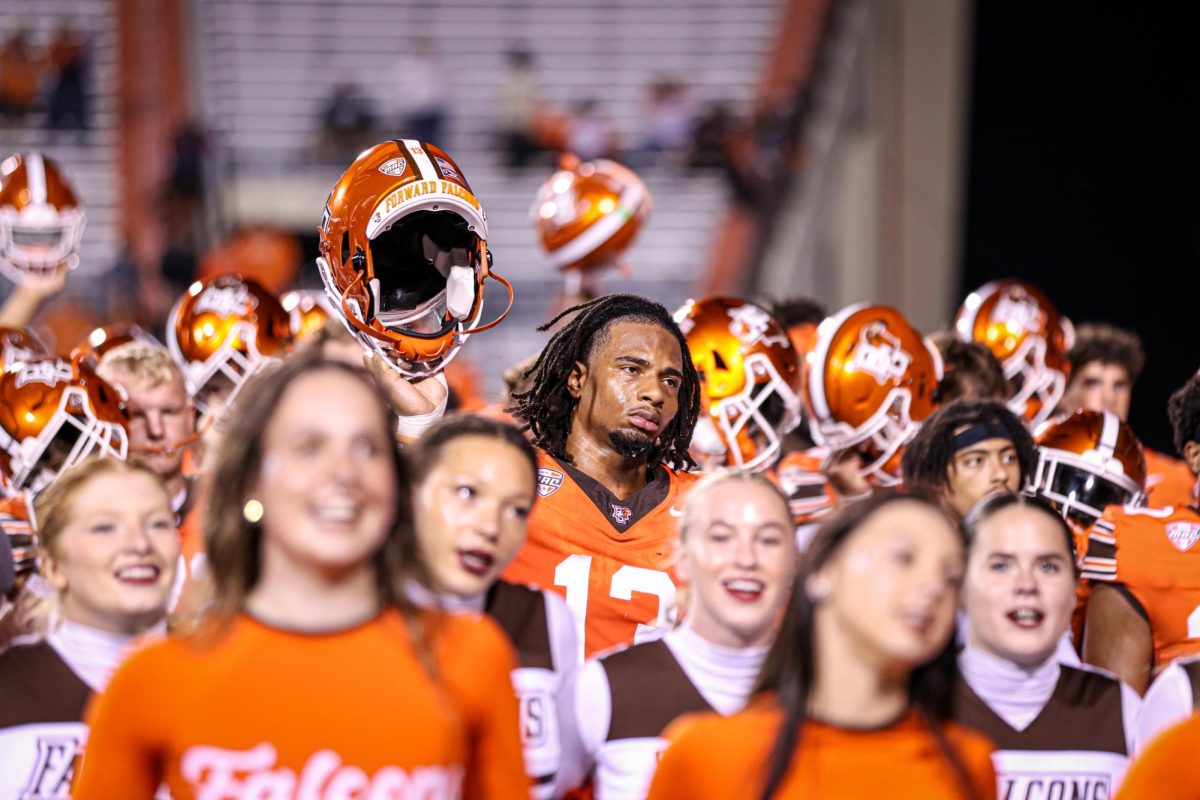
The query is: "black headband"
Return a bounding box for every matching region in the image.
[953,421,1014,453]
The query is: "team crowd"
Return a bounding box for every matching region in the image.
[1,141,1199,799]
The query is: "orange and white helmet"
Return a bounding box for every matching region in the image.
[70,322,162,368]
[804,303,943,486]
[0,358,129,493]
[674,297,802,471]
[317,139,512,378]
[0,327,49,371]
[167,274,292,414]
[955,279,1075,428]
[280,289,333,342]
[531,153,650,274]
[1031,409,1146,529]
[0,152,86,283]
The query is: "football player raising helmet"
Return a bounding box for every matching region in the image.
[803,303,943,486]
[317,139,513,378]
[1031,408,1147,530]
[955,279,1075,428]
[0,358,129,493]
[0,152,86,285]
[166,274,293,416]
[674,297,802,471]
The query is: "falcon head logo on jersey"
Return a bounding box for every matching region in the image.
[610,504,632,525]
[854,322,913,385]
[1167,522,1200,553]
[537,468,564,498]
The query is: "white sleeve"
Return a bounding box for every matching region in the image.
[543,590,578,679]
[1136,662,1195,752]
[555,658,610,795]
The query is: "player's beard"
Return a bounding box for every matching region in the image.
[610,429,653,459]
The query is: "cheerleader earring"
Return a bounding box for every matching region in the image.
[243,499,264,524]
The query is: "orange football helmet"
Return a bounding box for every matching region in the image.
[280,289,333,341]
[70,322,162,368]
[674,297,802,471]
[0,327,49,371]
[166,274,293,414]
[804,303,943,486]
[0,152,86,283]
[531,153,650,275]
[317,139,513,378]
[1031,409,1147,529]
[0,358,129,492]
[955,279,1075,428]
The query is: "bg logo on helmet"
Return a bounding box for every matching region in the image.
[854,322,912,385]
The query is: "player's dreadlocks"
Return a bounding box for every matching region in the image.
[510,293,701,470]
[1168,373,1200,458]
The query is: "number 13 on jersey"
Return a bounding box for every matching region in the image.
[554,554,677,663]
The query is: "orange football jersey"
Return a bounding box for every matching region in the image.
[771,448,836,530]
[647,700,996,799]
[73,610,528,800]
[502,449,698,661]
[1144,448,1195,508]
[1083,504,1200,667]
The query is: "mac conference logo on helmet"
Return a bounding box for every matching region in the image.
[853,321,912,385]
[378,157,407,177]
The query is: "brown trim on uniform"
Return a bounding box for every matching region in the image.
[602,639,713,741]
[953,665,1127,755]
[553,456,672,533]
[0,642,91,728]
[486,580,555,671]
[1182,660,1200,712]
[1112,582,1150,623]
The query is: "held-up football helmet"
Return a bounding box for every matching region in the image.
[804,303,943,486]
[531,153,651,275]
[955,280,1075,428]
[317,139,513,378]
[280,289,333,342]
[0,152,86,283]
[0,327,49,371]
[1031,409,1146,529]
[0,358,129,493]
[674,297,802,471]
[70,323,163,368]
[166,274,292,415]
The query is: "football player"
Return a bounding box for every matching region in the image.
[502,293,701,661]
[560,470,796,799]
[955,493,1138,797]
[927,332,1008,404]
[408,414,577,799]
[900,400,1036,522]
[1082,374,1200,694]
[1062,322,1193,506]
[646,493,995,798]
[0,458,177,798]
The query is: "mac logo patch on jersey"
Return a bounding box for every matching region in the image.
[537,468,564,498]
[610,504,633,525]
[1167,522,1200,553]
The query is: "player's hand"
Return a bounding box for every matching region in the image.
[823,448,872,500]
[362,350,448,417]
[16,268,68,299]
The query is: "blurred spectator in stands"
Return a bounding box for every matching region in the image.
[566,99,619,162]
[157,121,209,310]
[690,102,734,168]
[632,77,695,167]
[45,23,88,134]
[499,49,542,169]
[317,80,375,161]
[392,38,450,146]
[0,30,42,122]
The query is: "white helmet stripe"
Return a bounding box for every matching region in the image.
[401,139,439,182]
[1098,411,1120,457]
[808,302,868,422]
[25,153,47,204]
